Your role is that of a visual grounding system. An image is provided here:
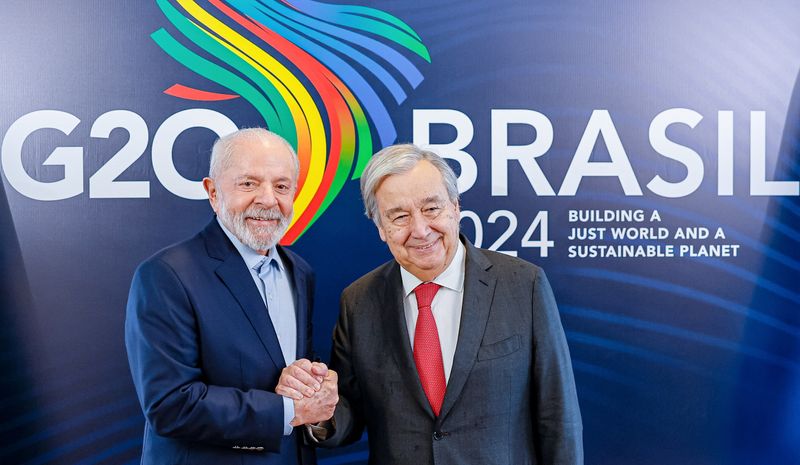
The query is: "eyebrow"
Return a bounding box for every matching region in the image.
[383,196,444,217]
[420,195,443,205]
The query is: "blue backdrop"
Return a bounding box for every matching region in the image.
[1,1,799,464]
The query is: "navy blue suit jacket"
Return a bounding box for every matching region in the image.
[125,218,316,465]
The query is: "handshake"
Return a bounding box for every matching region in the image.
[276,359,339,427]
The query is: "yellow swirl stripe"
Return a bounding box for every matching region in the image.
[196,26,309,175]
[178,0,326,230]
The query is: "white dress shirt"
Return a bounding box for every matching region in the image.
[399,240,466,382]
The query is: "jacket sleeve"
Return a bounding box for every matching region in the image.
[530,269,584,465]
[124,257,285,451]
[316,289,366,447]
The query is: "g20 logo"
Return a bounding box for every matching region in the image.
[1,108,234,201]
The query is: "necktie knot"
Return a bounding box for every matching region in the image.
[414,282,441,308]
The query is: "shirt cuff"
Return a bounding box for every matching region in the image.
[282,396,294,436]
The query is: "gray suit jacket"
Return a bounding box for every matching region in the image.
[321,237,582,465]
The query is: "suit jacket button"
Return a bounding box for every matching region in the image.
[433,431,443,441]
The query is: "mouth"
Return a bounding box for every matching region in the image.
[410,237,441,252]
[246,216,280,226]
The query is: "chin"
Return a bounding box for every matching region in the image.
[412,259,445,272]
[416,247,445,261]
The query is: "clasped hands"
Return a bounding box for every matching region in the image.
[276,359,338,426]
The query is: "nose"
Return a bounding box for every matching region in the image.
[408,211,431,238]
[254,185,278,208]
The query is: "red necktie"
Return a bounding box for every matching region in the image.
[413,282,446,416]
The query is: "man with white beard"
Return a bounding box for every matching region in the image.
[125,128,337,465]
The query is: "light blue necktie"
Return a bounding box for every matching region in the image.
[255,256,296,366]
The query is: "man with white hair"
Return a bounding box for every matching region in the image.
[125,128,337,465]
[279,143,583,464]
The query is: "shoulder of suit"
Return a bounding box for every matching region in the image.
[136,228,207,275]
[471,244,544,277]
[342,259,395,297]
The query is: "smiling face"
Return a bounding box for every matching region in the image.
[374,160,460,282]
[203,135,296,254]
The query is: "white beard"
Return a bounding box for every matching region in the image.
[218,199,292,252]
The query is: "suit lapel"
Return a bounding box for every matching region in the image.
[203,219,286,370]
[380,263,434,415]
[438,239,496,423]
[280,247,309,359]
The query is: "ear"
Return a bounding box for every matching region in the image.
[203,177,219,213]
[377,223,387,243]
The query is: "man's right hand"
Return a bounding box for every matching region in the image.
[276,358,328,400]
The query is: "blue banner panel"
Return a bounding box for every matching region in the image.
[1,1,799,464]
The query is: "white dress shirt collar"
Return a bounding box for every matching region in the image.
[400,239,465,296]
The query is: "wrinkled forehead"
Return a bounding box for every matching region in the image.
[382,159,444,189]
[226,139,295,172]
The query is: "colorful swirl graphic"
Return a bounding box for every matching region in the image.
[152,0,430,244]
